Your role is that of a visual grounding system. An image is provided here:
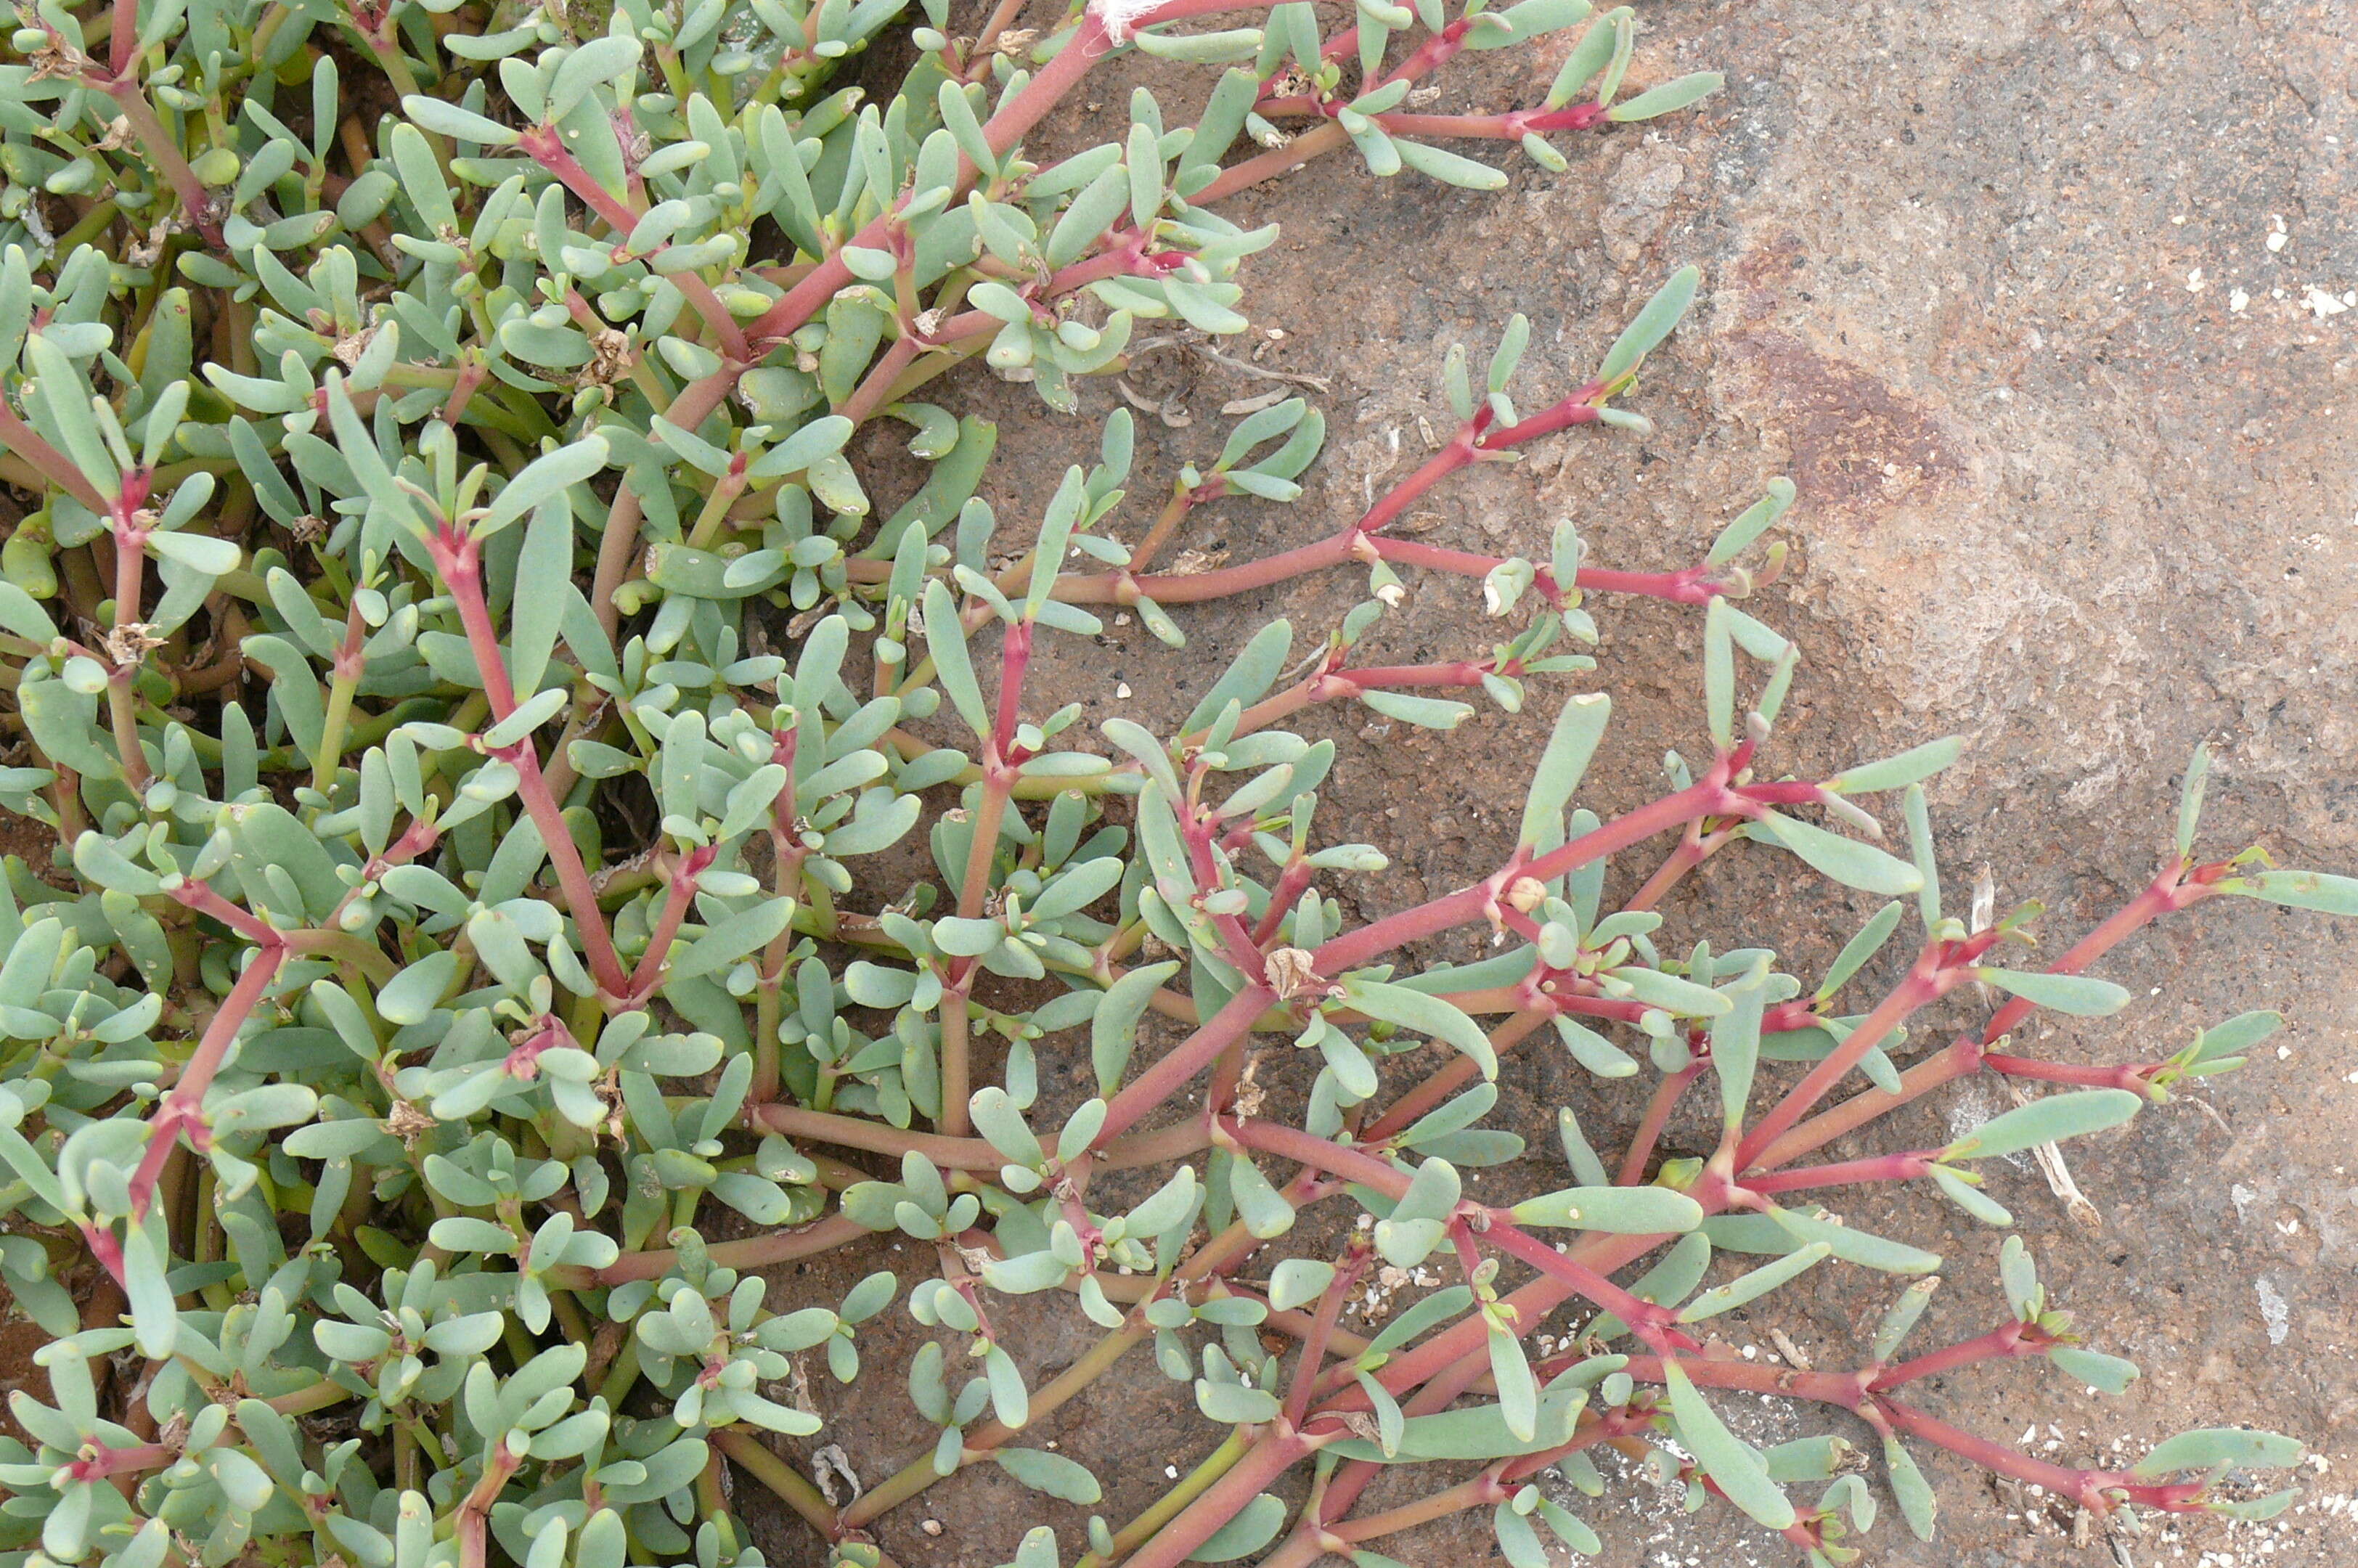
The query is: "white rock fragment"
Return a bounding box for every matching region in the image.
[2257,1277,2291,1345]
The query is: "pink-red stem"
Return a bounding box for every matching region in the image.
[124,944,289,1225]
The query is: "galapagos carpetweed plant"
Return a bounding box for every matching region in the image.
[0,0,2351,1565]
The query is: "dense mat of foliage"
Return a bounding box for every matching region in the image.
[1,0,2350,1565]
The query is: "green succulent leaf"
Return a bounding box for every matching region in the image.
[1943,1089,2142,1161]
[1973,969,2133,1017]
[1663,1361,1796,1530]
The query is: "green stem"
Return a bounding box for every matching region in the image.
[592,367,738,641]
[712,1429,837,1537]
[1120,1426,1323,1568]
[1072,1429,1256,1568]
[312,671,359,791]
[592,1336,642,1408]
[551,1214,867,1288]
[844,1319,1150,1527]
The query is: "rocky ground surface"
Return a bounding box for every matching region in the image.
[732,1,2357,1564]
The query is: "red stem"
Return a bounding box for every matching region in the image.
[103,79,224,249]
[627,847,714,997]
[1062,530,1355,605]
[0,401,110,515]
[748,10,1117,346]
[513,752,625,991]
[1478,1224,1697,1355]
[1052,389,1611,609]
[1321,1474,1506,1545]
[884,242,1175,356]
[1361,426,1482,536]
[440,359,490,428]
[108,0,136,73]
[1379,15,1479,86]
[1738,1150,1937,1196]
[592,367,738,640]
[748,1101,1208,1171]
[1283,1241,1372,1428]
[1625,827,1710,912]
[1734,960,1951,1170]
[837,334,921,425]
[455,1439,521,1568]
[1188,123,1351,205]
[1981,862,2211,1043]
[753,1104,1004,1169]
[1869,1395,2206,1514]
[1331,925,2020,1413]
[1093,986,1276,1150]
[1249,858,1316,947]
[1613,1352,1867,1410]
[63,1440,174,1482]
[1224,1116,1410,1199]
[1360,1008,1549,1143]
[1573,564,1723,605]
[126,944,287,1222]
[521,128,751,362]
[1983,1053,2155,1090]
[557,1215,870,1288]
[1360,104,1610,140]
[1747,1034,1986,1172]
[1752,860,2222,1170]
[1119,1429,1321,1568]
[1128,0,1289,20]
[1315,864,2202,1440]
[1312,777,1734,977]
[167,879,282,946]
[987,619,1032,764]
[1869,1320,2041,1390]
[1294,1257,1636,1539]
[1292,862,2238,1543]
[435,529,631,996]
[1617,1060,1702,1185]
[1314,657,1495,691]
[1178,794,1289,987]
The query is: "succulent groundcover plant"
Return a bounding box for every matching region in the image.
[1,0,2351,1565]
